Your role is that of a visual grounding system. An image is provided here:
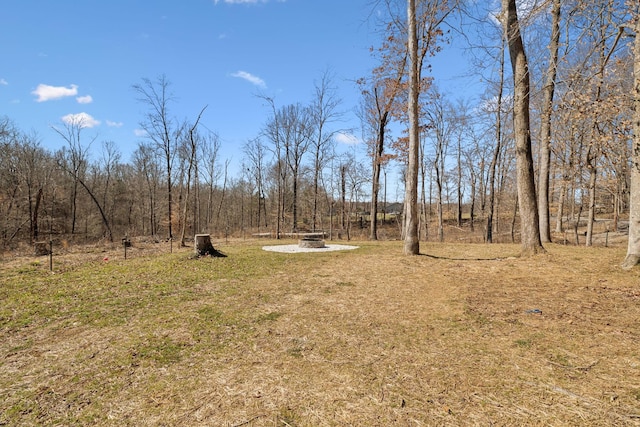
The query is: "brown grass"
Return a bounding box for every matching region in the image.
[1,239,639,426]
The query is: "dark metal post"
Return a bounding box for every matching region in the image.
[49,239,53,271]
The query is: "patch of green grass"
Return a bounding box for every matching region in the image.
[277,406,299,425]
[133,336,186,366]
[548,352,570,367]
[256,311,283,322]
[1,392,39,422]
[197,305,225,322]
[336,281,355,287]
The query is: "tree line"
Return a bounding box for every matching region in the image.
[1,0,639,266]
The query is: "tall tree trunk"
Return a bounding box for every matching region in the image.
[313,152,320,232]
[71,178,79,234]
[585,154,597,247]
[340,164,347,230]
[486,43,505,244]
[180,169,192,247]
[456,134,463,228]
[370,112,388,240]
[31,187,43,243]
[435,165,444,242]
[538,0,561,243]
[420,147,429,240]
[503,0,545,256]
[404,0,420,255]
[292,166,299,232]
[622,9,640,269]
[555,177,567,233]
[469,169,476,233]
[166,154,173,242]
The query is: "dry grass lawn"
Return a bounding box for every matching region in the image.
[1,239,639,426]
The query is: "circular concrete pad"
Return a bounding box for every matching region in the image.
[262,244,359,253]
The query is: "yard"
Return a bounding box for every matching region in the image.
[1,239,639,426]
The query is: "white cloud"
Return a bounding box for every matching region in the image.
[134,129,147,137]
[76,95,93,104]
[335,132,360,145]
[0,78,7,86]
[32,84,78,102]
[476,93,513,115]
[518,0,539,16]
[231,71,266,88]
[489,0,542,26]
[106,120,123,128]
[61,112,100,128]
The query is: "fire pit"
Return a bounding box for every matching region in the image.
[298,236,326,249]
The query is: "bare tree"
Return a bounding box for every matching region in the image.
[52,118,95,235]
[53,118,113,242]
[97,140,122,232]
[359,47,406,241]
[486,42,506,244]
[132,142,161,237]
[502,0,545,255]
[179,106,206,246]
[623,5,640,269]
[310,70,341,233]
[261,96,287,238]
[14,133,49,243]
[133,75,181,243]
[243,137,269,231]
[537,0,561,243]
[404,0,421,254]
[424,88,455,242]
[263,100,313,233]
[200,132,222,230]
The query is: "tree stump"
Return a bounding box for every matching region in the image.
[194,234,226,257]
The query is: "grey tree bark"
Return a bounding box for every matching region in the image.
[623,10,640,269]
[404,0,420,255]
[486,42,505,244]
[538,0,561,243]
[502,0,545,256]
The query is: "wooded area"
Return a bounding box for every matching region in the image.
[1,0,638,265]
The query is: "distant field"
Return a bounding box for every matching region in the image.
[1,239,639,426]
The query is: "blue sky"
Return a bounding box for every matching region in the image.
[1,0,477,172]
